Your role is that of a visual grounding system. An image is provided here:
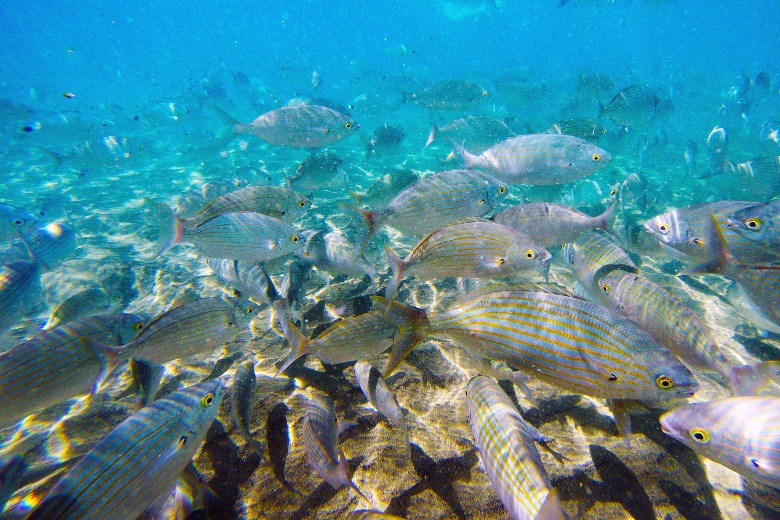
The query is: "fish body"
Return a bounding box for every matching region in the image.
[384,220,550,304]
[27,380,225,520]
[562,230,637,294]
[365,124,405,161]
[174,178,248,219]
[181,185,310,227]
[208,259,276,305]
[232,361,263,454]
[288,152,343,195]
[0,260,41,335]
[354,361,409,457]
[660,397,780,490]
[233,104,358,148]
[727,199,780,250]
[359,169,509,243]
[467,376,567,520]
[457,134,610,185]
[403,80,488,111]
[44,287,124,330]
[304,230,375,279]
[545,117,607,141]
[425,115,512,153]
[0,203,38,242]
[351,169,421,208]
[600,85,662,128]
[492,201,616,247]
[704,126,729,177]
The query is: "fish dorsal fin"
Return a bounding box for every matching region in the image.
[460,282,585,300]
[167,287,200,311]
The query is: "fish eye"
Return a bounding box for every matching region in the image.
[592,153,601,162]
[344,121,353,129]
[498,186,506,194]
[12,218,24,226]
[133,322,144,331]
[656,375,675,389]
[498,258,506,265]
[602,283,610,293]
[178,435,187,447]
[201,392,215,408]
[525,249,536,259]
[751,458,761,468]
[481,90,488,97]
[688,428,710,444]
[658,223,669,234]
[245,306,254,315]
[298,200,307,207]
[746,218,762,229]
[291,235,300,243]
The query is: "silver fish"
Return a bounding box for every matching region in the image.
[181,185,311,227]
[727,199,780,249]
[232,361,264,454]
[660,397,780,490]
[288,152,343,195]
[174,178,248,219]
[208,259,277,305]
[704,126,729,177]
[457,134,611,185]
[303,230,376,279]
[403,80,488,111]
[44,287,124,330]
[26,380,225,520]
[425,115,512,153]
[599,85,663,129]
[545,117,607,141]
[354,361,410,458]
[562,230,637,294]
[364,124,404,162]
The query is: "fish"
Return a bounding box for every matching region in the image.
[364,124,405,162]
[214,103,358,148]
[596,269,780,395]
[3,222,77,270]
[0,260,42,336]
[148,202,306,262]
[644,201,780,265]
[599,85,663,128]
[357,169,509,246]
[231,361,264,454]
[384,220,550,304]
[208,259,277,305]
[287,152,344,195]
[545,117,607,141]
[562,230,637,294]
[0,313,145,428]
[350,168,421,208]
[40,136,141,173]
[703,126,729,178]
[456,134,611,185]
[727,199,780,250]
[174,178,248,219]
[683,139,697,177]
[425,115,512,153]
[402,80,489,111]
[0,455,26,513]
[26,379,225,520]
[354,361,410,458]
[303,230,376,279]
[466,376,568,520]
[302,393,366,499]
[381,285,698,403]
[282,258,312,326]
[725,282,780,335]
[726,155,780,196]
[0,203,38,242]
[129,357,163,410]
[492,200,616,248]
[44,287,125,330]
[660,397,780,490]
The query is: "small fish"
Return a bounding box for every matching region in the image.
[704,126,729,178]
[683,139,697,177]
[402,80,489,111]
[174,178,248,219]
[214,103,358,148]
[0,203,38,242]
[562,230,637,295]
[303,230,376,279]
[26,380,225,520]
[148,202,306,262]
[357,169,509,247]
[0,260,41,336]
[599,85,663,129]
[63,92,75,99]
[302,393,366,499]
[0,455,26,513]
[364,124,405,162]
[354,361,410,458]
[208,259,277,305]
[545,117,607,141]
[44,287,125,330]
[492,200,616,248]
[660,397,780,490]
[467,376,568,520]
[457,134,611,185]
[384,220,550,305]
[426,115,512,153]
[232,361,264,454]
[727,199,780,250]
[288,152,344,195]
[350,169,420,208]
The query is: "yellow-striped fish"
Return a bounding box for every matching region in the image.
[467,376,568,520]
[660,397,780,490]
[562,230,637,294]
[354,361,410,458]
[25,379,224,520]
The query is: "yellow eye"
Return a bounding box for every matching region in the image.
[746,218,761,229]
[344,121,353,129]
[201,392,215,408]
[298,200,307,207]
[656,375,675,389]
[658,223,669,234]
[525,249,535,259]
[498,258,506,265]
[291,235,300,243]
[602,283,610,293]
[245,306,254,315]
[12,218,25,226]
[133,322,144,331]
[592,153,601,162]
[481,90,488,97]
[498,186,506,194]
[689,428,710,444]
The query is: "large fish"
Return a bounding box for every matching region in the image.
[599,85,663,129]
[727,199,780,250]
[425,115,513,153]
[215,103,358,148]
[660,397,780,490]
[456,134,610,185]
[467,376,568,520]
[354,361,410,458]
[26,379,225,520]
[492,200,616,248]
[357,169,509,246]
[402,80,488,111]
[384,220,550,304]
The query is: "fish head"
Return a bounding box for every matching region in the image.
[227,297,262,329]
[644,210,684,247]
[114,312,148,344]
[660,401,731,466]
[507,240,551,271]
[289,192,313,217]
[337,114,359,137]
[577,140,612,169]
[728,204,774,244]
[634,347,699,400]
[174,379,226,435]
[485,178,510,208]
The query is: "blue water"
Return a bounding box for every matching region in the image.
[2,0,780,518]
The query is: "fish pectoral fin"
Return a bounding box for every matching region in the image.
[577,349,616,382]
[512,371,539,405]
[607,399,634,448]
[84,338,122,395]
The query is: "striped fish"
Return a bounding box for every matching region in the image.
[350,169,420,209]
[467,376,567,520]
[457,134,610,185]
[44,287,124,330]
[384,220,550,304]
[562,230,637,294]
[149,201,306,261]
[727,155,780,197]
[231,361,264,454]
[599,85,662,129]
[425,115,513,153]
[380,285,698,401]
[26,379,225,520]
[0,313,144,428]
[597,270,780,395]
[545,117,607,141]
[3,222,76,270]
[644,201,779,265]
[345,511,405,520]
[660,397,780,490]
[304,230,376,279]
[0,455,26,513]
[288,152,343,195]
[0,260,41,336]
[302,393,366,499]
[492,201,616,247]
[727,199,780,250]
[179,185,310,227]
[174,178,248,218]
[357,169,509,247]
[354,361,410,458]
[208,259,277,305]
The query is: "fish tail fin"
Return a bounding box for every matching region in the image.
[384,246,405,307]
[348,190,362,205]
[538,488,570,520]
[679,216,732,276]
[143,198,184,258]
[424,123,439,150]
[339,450,369,502]
[210,105,240,131]
[598,198,618,232]
[729,361,780,396]
[383,329,425,378]
[274,317,310,377]
[451,139,478,168]
[129,357,163,410]
[352,205,382,253]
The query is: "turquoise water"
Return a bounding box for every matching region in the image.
[1,1,780,518]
